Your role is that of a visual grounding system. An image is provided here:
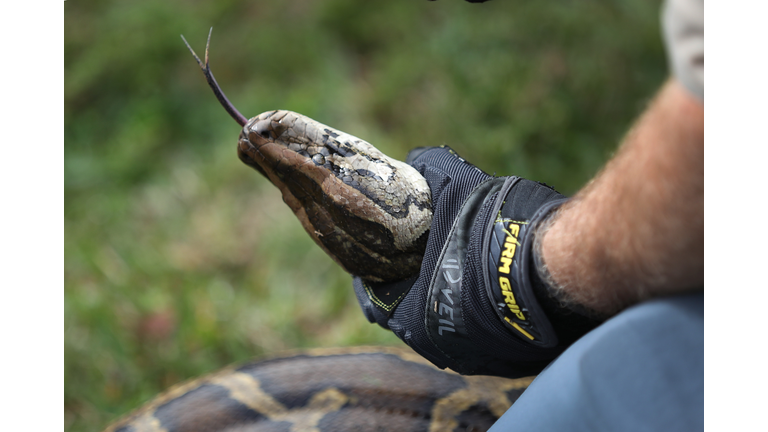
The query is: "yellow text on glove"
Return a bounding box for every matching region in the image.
[498,223,520,274]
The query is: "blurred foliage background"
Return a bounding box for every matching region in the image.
[65,0,665,430]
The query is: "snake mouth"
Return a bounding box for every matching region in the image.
[237,132,270,179]
[237,110,296,178]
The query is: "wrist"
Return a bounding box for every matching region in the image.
[537,197,629,317]
[528,203,605,342]
[538,81,704,317]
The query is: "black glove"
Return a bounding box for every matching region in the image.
[353,146,601,378]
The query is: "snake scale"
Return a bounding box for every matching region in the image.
[102,32,530,432]
[103,347,533,432]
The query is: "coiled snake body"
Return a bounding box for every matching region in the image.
[104,347,533,432]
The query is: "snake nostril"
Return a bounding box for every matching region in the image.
[253,120,272,139]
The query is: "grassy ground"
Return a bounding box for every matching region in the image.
[65,1,666,430]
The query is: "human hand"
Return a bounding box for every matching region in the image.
[353,146,601,378]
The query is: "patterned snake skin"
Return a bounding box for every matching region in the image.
[237,109,433,282]
[103,347,533,432]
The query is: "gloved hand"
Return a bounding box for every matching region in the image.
[353,146,602,378]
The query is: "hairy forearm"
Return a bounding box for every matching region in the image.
[539,79,704,317]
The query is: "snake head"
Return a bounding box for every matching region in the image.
[237,111,433,282]
[183,30,432,282]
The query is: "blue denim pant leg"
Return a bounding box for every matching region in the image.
[490,293,703,432]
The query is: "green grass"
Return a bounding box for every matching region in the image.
[65,0,665,430]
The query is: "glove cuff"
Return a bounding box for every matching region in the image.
[482,179,566,347]
[485,186,602,348]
